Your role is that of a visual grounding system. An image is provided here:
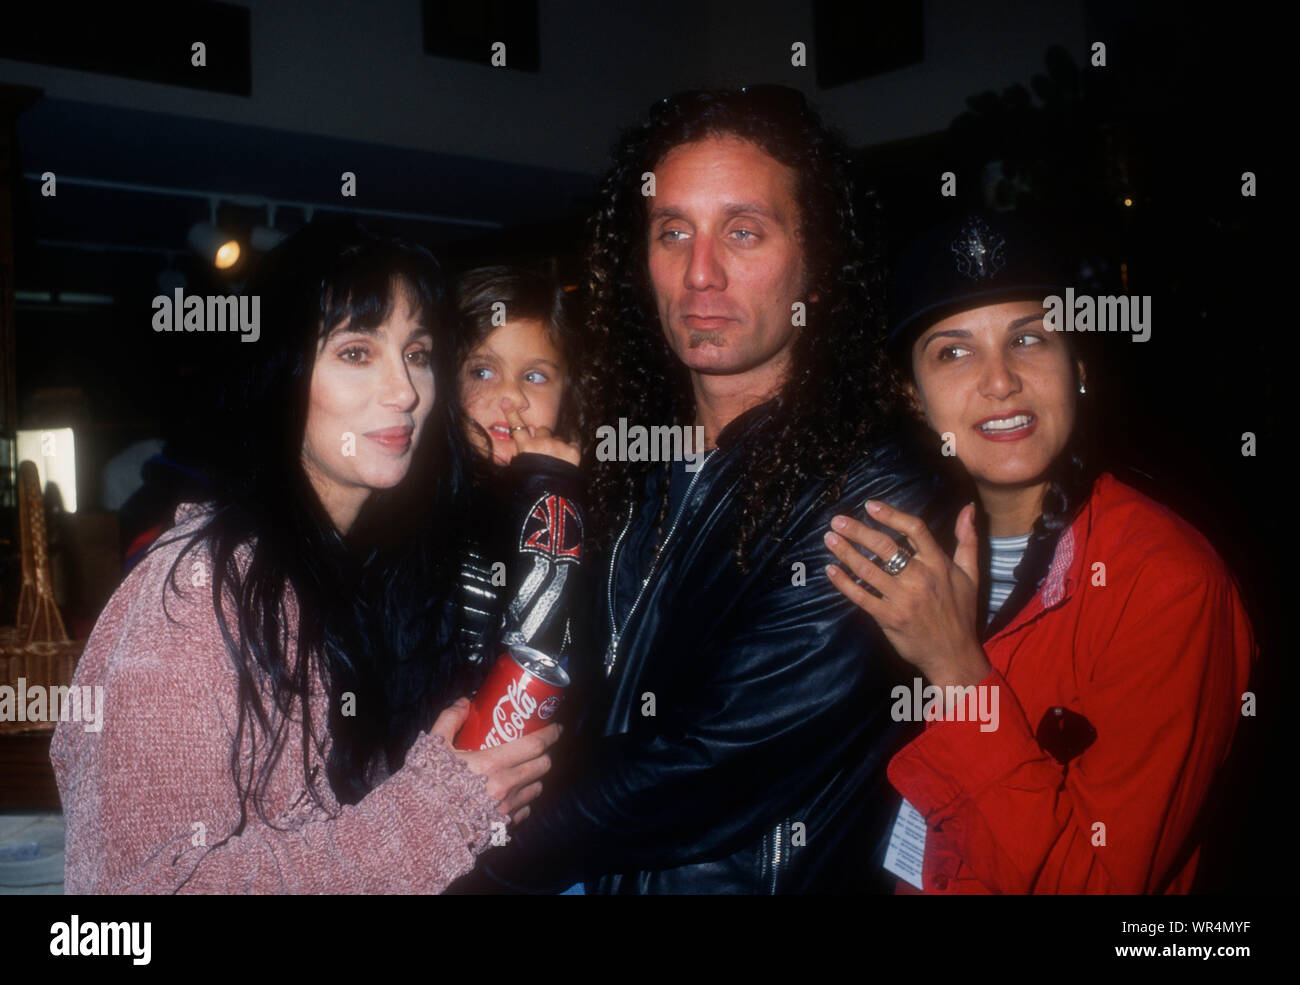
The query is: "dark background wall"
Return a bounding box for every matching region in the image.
[0,0,1088,173]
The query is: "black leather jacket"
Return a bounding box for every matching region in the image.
[458,401,952,894]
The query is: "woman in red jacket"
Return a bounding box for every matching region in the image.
[823,213,1255,893]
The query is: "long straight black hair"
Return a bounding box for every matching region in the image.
[152,218,472,832]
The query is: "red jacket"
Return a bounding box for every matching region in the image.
[888,472,1256,893]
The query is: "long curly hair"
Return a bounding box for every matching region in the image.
[581,86,897,571]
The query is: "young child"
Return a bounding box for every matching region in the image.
[452,265,587,679]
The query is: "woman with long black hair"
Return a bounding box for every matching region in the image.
[51,219,558,893]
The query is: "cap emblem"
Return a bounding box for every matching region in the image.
[950,218,1006,281]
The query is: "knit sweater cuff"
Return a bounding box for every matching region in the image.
[403,730,508,855]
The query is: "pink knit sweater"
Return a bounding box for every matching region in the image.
[50,503,506,893]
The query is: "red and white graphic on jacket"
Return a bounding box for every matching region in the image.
[520,494,583,565]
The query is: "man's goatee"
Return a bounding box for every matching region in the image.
[687,331,726,348]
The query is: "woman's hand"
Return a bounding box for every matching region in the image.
[502,398,580,467]
[823,500,991,689]
[431,697,562,825]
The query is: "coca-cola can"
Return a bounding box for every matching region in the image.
[454,644,570,751]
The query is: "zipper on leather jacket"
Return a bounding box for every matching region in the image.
[603,450,716,677]
[768,819,785,894]
[603,518,633,672]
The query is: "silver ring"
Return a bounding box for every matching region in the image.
[882,548,912,576]
[509,425,528,432]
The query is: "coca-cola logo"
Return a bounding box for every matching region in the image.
[481,679,538,748]
[538,695,559,721]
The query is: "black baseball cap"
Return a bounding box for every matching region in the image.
[887,211,1073,358]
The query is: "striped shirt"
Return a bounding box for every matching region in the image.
[987,533,1030,624]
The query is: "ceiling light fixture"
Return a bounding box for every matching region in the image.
[187,198,241,270]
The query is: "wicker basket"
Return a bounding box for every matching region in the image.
[0,461,85,736]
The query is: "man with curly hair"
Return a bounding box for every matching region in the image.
[454,85,951,894]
